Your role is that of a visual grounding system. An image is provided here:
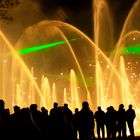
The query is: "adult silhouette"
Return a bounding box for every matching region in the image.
[40,107,50,139]
[63,103,73,140]
[94,106,106,139]
[10,105,21,139]
[50,102,58,117]
[78,101,94,140]
[117,104,127,139]
[105,106,117,139]
[126,104,136,138]
[49,103,66,140]
[0,99,10,138]
[29,104,42,129]
[0,99,10,122]
[63,103,73,124]
[73,108,79,140]
[18,107,41,139]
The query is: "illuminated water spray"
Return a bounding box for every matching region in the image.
[1,0,140,136]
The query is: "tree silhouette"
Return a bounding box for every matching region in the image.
[0,0,19,21]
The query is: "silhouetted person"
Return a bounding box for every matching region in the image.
[63,103,73,140]
[0,99,10,138]
[117,104,127,139]
[73,108,79,140]
[10,105,21,139]
[78,101,94,140]
[0,99,10,122]
[94,106,105,139]
[18,108,41,139]
[49,102,59,139]
[13,105,20,113]
[50,102,58,117]
[50,103,66,140]
[0,99,5,110]
[30,104,42,129]
[63,103,73,123]
[11,105,21,124]
[40,107,50,139]
[105,106,117,139]
[126,104,136,138]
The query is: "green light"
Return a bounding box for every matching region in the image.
[111,44,140,55]
[18,38,81,55]
[18,41,65,55]
[121,44,140,54]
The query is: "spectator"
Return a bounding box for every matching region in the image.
[94,106,106,139]
[117,104,127,139]
[78,101,95,140]
[73,108,79,140]
[105,106,117,139]
[126,104,136,138]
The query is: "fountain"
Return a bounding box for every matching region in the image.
[0,0,140,136]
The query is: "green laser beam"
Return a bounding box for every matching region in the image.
[121,44,140,54]
[18,38,81,55]
[111,44,140,55]
[18,41,65,55]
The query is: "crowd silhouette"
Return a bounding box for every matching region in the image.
[0,99,136,140]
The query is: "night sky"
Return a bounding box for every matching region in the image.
[0,0,137,44]
[39,0,136,39]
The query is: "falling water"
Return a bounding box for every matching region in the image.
[0,0,140,135]
[70,69,80,111]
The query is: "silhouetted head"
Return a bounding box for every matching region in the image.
[119,104,124,110]
[64,103,68,108]
[53,102,58,108]
[75,108,79,113]
[129,104,133,109]
[41,107,48,114]
[0,99,5,110]
[14,105,20,113]
[20,108,32,123]
[30,104,38,111]
[98,106,101,111]
[110,106,114,111]
[41,107,45,111]
[106,107,110,111]
[82,101,89,110]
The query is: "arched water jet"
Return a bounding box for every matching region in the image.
[1,0,140,136]
[1,9,140,135]
[119,57,132,106]
[118,0,140,42]
[54,27,90,101]
[113,0,140,67]
[14,19,135,111]
[0,31,47,110]
[93,0,114,50]
[92,0,140,135]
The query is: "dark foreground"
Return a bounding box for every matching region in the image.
[135,136,140,139]
[92,136,140,140]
